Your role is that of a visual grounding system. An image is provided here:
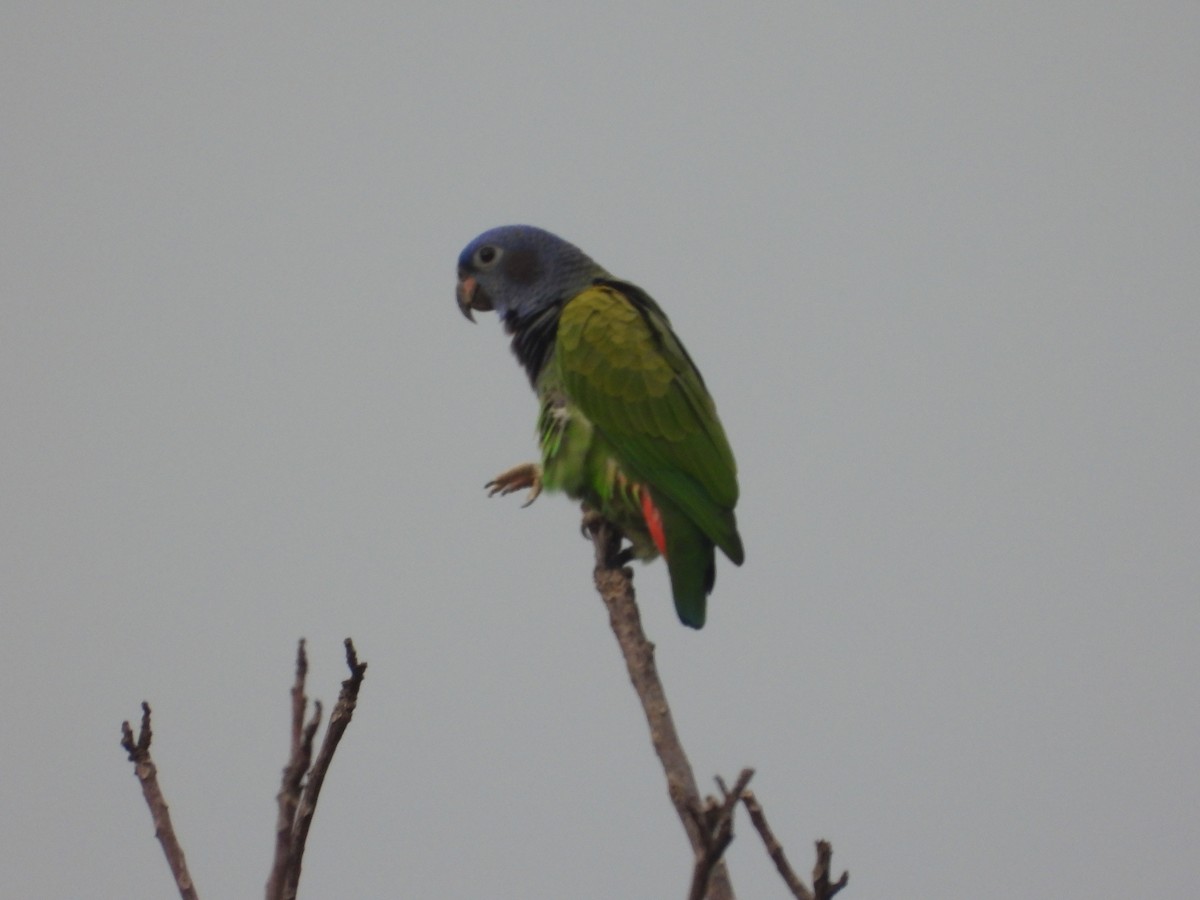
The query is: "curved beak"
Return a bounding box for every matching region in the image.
[456,273,492,322]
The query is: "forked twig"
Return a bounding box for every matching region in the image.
[743,791,848,900]
[812,839,849,900]
[283,639,367,898]
[120,703,199,900]
[687,769,756,900]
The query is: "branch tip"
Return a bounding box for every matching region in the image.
[342,637,367,686]
[813,840,849,900]
[118,701,197,899]
[268,638,367,900]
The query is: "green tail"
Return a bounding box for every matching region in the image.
[657,495,717,629]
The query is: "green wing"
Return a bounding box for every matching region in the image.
[556,282,744,567]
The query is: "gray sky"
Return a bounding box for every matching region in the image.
[3,3,1198,897]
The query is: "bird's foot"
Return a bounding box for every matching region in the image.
[579,507,606,538]
[579,507,635,565]
[485,462,543,507]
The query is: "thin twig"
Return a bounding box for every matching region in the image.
[687,769,755,900]
[586,515,735,900]
[742,791,849,900]
[120,703,200,900]
[266,640,320,900]
[742,790,813,900]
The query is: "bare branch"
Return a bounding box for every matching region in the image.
[267,641,320,900]
[123,641,365,900]
[742,790,812,900]
[264,638,367,900]
[282,639,368,899]
[586,514,736,900]
[120,703,200,900]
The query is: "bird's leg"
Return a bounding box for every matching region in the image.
[485,462,543,507]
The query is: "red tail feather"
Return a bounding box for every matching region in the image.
[641,488,668,559]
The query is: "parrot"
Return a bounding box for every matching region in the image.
[456,225,743,628]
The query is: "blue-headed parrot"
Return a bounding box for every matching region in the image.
[456,225,743,628]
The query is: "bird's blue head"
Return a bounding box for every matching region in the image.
[456,225,609,324]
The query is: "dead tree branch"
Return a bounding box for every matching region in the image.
[586,515,736,900]
[287,638,368,896]
[120,703,199,900]
[265,639,322,900]
[266,638,367,900]
[122,640,365,900]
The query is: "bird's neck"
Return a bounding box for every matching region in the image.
[503,300,564,387]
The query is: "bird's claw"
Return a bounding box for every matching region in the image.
[485,462,543,507]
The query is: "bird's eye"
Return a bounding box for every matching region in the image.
[475,245,501,267]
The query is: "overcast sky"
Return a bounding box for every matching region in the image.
[3,3,1198,898]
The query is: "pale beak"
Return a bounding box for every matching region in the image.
[456,273,493,322]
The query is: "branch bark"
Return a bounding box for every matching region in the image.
[586,515,736,900]
[120,703,199,900]
[687,769,756,900]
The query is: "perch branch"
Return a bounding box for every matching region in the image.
[120,702,199,900]
[585,514,735,900]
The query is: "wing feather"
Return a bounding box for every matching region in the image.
[556,283,742,563]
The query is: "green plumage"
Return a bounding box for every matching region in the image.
[538,283,743,627]
[457,224,742,628]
